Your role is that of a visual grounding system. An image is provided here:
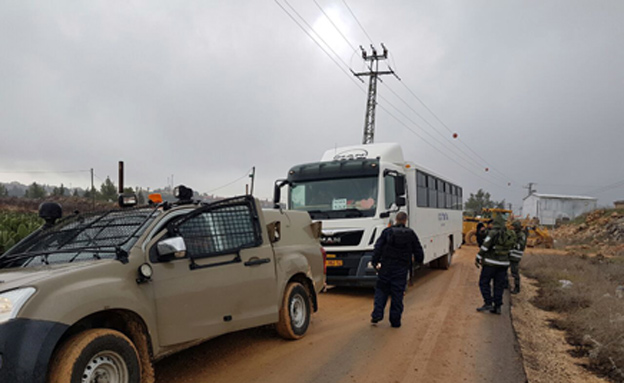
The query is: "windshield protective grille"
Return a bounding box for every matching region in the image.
[1,207,159,267]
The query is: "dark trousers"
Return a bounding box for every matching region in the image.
[372,266,408,326]
[479,265,508,307]
[509,261,520,289]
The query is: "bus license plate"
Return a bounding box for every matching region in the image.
[326,259,343,267]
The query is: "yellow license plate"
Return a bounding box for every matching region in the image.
[326,259,343,267]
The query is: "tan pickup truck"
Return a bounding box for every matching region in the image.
[0,191,325,383]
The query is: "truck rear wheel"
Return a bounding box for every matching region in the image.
[48,328,141,383]
[276,282,311,340]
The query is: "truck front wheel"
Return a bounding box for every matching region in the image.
[276,282,311,340]
[48,328,141,383]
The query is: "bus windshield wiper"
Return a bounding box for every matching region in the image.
[307,210,330,219]
[338,208,364,218]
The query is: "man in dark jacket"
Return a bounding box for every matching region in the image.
[371,212,424,328]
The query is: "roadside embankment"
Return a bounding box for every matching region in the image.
[512,209,624,382]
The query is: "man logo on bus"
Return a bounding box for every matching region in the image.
[438,213,449,221]
[333,149,368,161]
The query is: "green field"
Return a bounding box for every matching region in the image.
[0,211,42,254]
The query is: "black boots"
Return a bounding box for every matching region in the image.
[511,286,520,295]
[490,305,502,315]
[476,304,493,312]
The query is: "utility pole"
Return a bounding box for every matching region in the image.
[249,167,256,196]
[352,43,397,144]
[90,168,95,209]
[524,182,536,198]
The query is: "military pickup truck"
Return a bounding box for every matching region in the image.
[0,188,325,383]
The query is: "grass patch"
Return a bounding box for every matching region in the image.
[522,252,624,380]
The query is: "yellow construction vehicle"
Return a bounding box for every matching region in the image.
[462,208,553,248]
[462,208,511,245]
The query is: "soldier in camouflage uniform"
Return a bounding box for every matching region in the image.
[475,216,516,314]
[509,220,527,294]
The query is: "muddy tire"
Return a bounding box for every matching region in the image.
[465,230,477,246]
[276,282,311,340]
[437,240,454,270]
[48,329,141,383]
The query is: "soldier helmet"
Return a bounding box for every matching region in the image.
[511,220,522,230]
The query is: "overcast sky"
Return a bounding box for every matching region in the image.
[1,0,623,210]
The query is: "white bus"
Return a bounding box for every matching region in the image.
[276,143,463,287]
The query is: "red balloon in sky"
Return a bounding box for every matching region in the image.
[485,168,489,172]
[452,133,458,139]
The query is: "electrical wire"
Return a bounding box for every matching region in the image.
[207,168,254,194]
[275,0,515,190]
[396,80,521,185]
[312,0,358,53]
[274,0,366,90]
[379,82,511,183]
[341,0,374,45]
[584,178,624,195]
[375,101,510,189]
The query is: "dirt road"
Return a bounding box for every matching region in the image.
[155,247,527,383]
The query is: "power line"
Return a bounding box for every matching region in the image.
[312,0,358,53]
[379,82,511,183]
[334,0,521,186]
[207,168,254,194]
[274,0,366,90]
[396,80,520,185]
[375,101,510,189]
[275,1,514,189]
[584,178,624,195]
[341,0,374,44]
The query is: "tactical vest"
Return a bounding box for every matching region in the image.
[383,226,414,266]
[509,231,527,263]
[477,228,516,267]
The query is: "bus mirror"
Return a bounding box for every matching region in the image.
[395,176,406,196]
[396,196,406,207]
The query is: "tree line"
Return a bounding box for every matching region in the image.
[0,177,147,204]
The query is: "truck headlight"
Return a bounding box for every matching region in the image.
[0,288,36,324]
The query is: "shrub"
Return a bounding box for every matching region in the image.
[522,253,624,380]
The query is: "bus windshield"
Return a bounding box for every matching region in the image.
[289,177,378,219]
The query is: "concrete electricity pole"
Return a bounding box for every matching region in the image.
[352,44,397,144]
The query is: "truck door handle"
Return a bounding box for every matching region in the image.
[244,258,271,267]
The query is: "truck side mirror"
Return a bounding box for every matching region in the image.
[396,196,406,207]
[157,237,187,259]
[273,179,291,209]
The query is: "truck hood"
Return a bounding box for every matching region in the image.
[0,262,108,292]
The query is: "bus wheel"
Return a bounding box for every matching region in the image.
[438,240,454,270]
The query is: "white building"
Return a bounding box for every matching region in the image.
[521,193,597,226]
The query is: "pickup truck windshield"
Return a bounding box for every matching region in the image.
[0,207,159,268]
[289,177,378,219]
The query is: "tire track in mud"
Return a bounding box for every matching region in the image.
[155,248,526,383]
